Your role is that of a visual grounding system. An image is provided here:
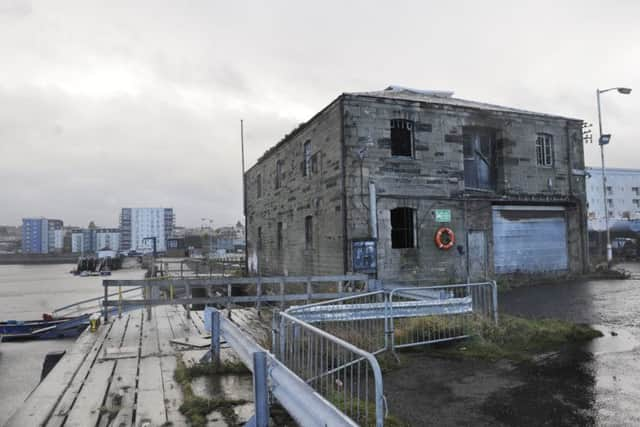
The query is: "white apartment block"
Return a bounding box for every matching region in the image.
[586,167,640,230]
[120,208,174,253]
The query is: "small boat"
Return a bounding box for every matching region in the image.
[0,315,90,342]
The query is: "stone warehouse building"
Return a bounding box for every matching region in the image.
[245,86,588,281]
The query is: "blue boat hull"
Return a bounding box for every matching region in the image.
[0,315,90,341]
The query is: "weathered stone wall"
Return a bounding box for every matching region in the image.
[245,99,345,276]
[246,93,587,281]
[342,95,586,281]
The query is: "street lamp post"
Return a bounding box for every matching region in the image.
[596,86,631,266]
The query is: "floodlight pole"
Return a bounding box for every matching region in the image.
[596,88,611,265]
[596,86,632,267]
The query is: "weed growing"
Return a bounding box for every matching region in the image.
[174,357,251,427]
[416,314,603,361]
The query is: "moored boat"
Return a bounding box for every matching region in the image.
[0,315,90,341]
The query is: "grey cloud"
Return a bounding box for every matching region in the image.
[0,0,639,227]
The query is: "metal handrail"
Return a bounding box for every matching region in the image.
[209,308,359,427]
[54,286,142,314]
[285,290,385,314]
[103,274,369,287]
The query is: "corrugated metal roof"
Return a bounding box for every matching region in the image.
[347,86,581,121]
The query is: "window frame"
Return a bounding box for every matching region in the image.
[303,141,312,177]
[463,127,497,191]
[277,221,283,252]
[390,207,416,249]
[390,119,415,158]
[304,215,313,249]
[257,174,262,198]
[535,133,554,167]
[275,160,282,190]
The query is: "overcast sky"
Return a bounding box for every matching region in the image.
[1,0,638,228]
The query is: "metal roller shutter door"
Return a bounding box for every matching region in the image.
[492,206,568,273]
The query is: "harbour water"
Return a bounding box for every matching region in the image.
[0,263,144,424]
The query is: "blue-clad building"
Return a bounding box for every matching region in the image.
[21,218,64,254]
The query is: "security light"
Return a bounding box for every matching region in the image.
[599,134,611,145]
[617,87,632,94]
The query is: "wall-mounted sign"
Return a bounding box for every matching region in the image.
[352,240,377,273]
[434,209,451,223]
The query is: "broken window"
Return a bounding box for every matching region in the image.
[633,187,639,196]
[257,226,262,251]
[257,174,262,198]
[607,198,614,207]
[390,207,415,249]
[275,160,282,189]
[390,119,414,157]
[304,216,313,249]
[606,186,613,194]
[536,134,554,167]
[277,222,283,251]
[303,141,311,177]
[633,199,640,208]
[463,127,496,190]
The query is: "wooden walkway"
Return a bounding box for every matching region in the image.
[6,305,269,427]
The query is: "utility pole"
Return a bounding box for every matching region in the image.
[241,119,248,275]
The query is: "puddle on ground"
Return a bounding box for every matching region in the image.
[586,325,639,355]
[191,374,254,401]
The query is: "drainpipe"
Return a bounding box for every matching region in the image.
[369,181,377,239]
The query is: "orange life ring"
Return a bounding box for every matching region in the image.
[435,227,455,250]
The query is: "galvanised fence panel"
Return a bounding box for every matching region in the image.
[274,310,385,427]
[388,281,497,350]
[285,291,389,355]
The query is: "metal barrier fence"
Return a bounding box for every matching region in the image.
[273,310,385,427]
[153,258,244,278]
[285,291,389,355]
[284,281,498,352]
[388,281,497,349]
[102,274,371,321]
[206,307,360,427]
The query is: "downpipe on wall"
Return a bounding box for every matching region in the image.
[369,181,377,239]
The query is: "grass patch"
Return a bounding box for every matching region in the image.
[174,357,250,427]
[328,392,409,427]
[411,314,603,362]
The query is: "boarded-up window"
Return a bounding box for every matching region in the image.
[390,119,414,157]
[463,127,496,190]
[257,174,262,198]
[277,222,283,251]
[275,160,282,189]
[305,216,313,249]
[391,207,415,248]
[303,141,311,176]
[536,134,554,167]
[311,152,320,174]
